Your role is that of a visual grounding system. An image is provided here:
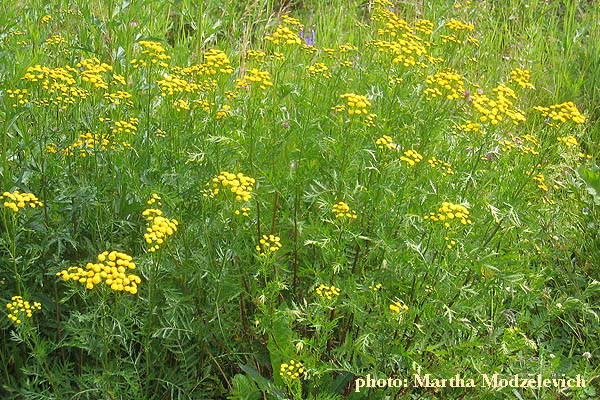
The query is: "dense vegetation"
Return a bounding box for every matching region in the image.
[1,0,599,398]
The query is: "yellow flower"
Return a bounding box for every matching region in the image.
[279,359,307,380]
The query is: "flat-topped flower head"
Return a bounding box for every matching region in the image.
[316,284,340,300]
[424,201,472,228]
[424,70,465,101]
[203,171,255,203]
[337,93,371,115]
[428,157,454,176]
[56,251,141,294]
[510,68,533,88]
[142,204,179,252]
[256,234,282,256]
[400,149,423,166]
[534,101,585,124]
[235,68,273,90]
[280,360,307,380]
[1,191,43,212]
[389,300,409,313]
[375,135,398,150]
[332,201,358,220]
[369,283,383,292]
[6,296,41,324]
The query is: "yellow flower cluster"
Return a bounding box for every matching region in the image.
[45,34,67,46]
[256,234,282,256]
[316,284,340,300]
[389,300,409,313]
[425,284,433,294]
[424,202,472,227]
[62,132,131,157]
[321,47,335,58]
[472,84,526,125]
[282,15,304,30]
[103,90,132,105]
[467,36,480,46]
[6,89,30,107]
[41,14,52,23]
[440,34,462,45]
[332,201,358,219]
[444,236,457,250]
[528,171,549,192]
[77,58,113,90]
[557,135,578,147]
[269,52,286,62]
[376,135,398,150]
[428,157,454,176]
[337,93,371,115]
[498,134,539,155]
[57,251,141,294]
[510,68,533,88]
[280,360,306,380]
[137,40,171,67]
[1,191,43,212]
[142,195,179,252]
[453,120,483,134]
[424,71,464,101]
[415,19,434,35]
[454,0,472,8]
[235,69,273,90]
[369,283,383,292]
[533,102,585,124]
[22,65,90,108]
[146,193,162,207]
[246,49,266,62]
[203,171,255,203]
[265,26,302,46]
[306,63,332,78]
[388,75,403,85]
[339,43,358,53]
[234,207,250,217]
[367,37,427,68]
[215,104,233,120]
[365,113,377,127]
[6,296,41,324]
[202,49,235,75]
[400,149,424,166]
[445,18,475,31]
[170,50,234,79]
[100,117,139,135]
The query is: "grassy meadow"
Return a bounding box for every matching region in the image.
[1,0,600,398]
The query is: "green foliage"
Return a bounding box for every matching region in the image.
[0,0,599,399]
